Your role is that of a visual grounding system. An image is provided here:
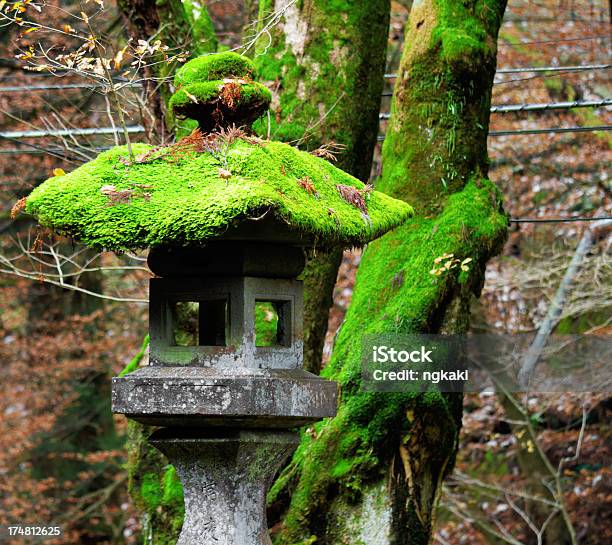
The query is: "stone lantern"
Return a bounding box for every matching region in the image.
[24,52,413,545]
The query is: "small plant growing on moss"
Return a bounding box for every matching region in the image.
[429,253,472,277]
[169,128,220,158]
[297,177,318,197]
[310,141,346,162]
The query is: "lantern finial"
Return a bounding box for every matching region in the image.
[169,52,272,132]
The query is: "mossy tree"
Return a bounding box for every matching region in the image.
[267,1,508,543]
[251,0,392,374]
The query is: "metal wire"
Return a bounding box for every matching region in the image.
[490,98,612,113]
[0,146,111,155]
[376,125,612,141]
[500,34,610,46]
[497,63,611,74]
[488,125,612,136]
[379,99,612,118]
[0,134,80,163]
[0,82,141,93]
[0,126,145,138]
[383,63,612,79]
[510,216,612,223]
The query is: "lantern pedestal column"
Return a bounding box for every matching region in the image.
[112,243,339,544]
[150,429,298,545]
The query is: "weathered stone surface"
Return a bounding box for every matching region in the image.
[113,236,340,543]
[150,429,298,545]
[149,276,304,369]
[148,243,306,278]
[112,366,338,427]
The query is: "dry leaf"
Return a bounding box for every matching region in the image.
[218,168,232,180]
[336,184,368,214]
[297,176,318,196]
[113,48,126,70]
[10,197,27,219]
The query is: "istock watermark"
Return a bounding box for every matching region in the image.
[372,345,433,363]
[362,334,611,393]
[370,345,468,383]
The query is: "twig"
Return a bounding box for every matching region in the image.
[518,219,612,388]
[78,1,133,159]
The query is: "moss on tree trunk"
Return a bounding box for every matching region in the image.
[252,0,391,374]
[268,2,508,543]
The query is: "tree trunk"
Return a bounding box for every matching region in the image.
[252,0,391,374]
[268,2,508,543]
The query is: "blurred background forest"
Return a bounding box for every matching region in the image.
[0,0,610,544]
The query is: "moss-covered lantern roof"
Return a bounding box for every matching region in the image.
[24,53,413,252]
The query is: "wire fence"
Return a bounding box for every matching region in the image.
[383,63,611,79]
[0,82,142,93]
[376,125,612,141]
[0,146,111,155]
[378,98,612,118]
[510,216,612,223]
[0,126,145,139]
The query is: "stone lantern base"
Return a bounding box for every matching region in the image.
[150,429,298,545]
[113,367,337,544]
[112,366,338,428]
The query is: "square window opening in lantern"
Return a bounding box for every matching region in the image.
[172,300,229,347]
[255,300,291,347]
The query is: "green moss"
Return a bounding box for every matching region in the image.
[432,0,504,63]
[182,0,218,55]
[26,139,413,251]
[162,465,184,505]
[126,421,185,545]
[141,472,163,510]
[169,81,272,121]
[169,53,271,130]
[252,0,391,181]
[118,334,149,377]
[380,0,505,214]
[271,177,507,542]
[174,52,255,87]
[122,339,184,545]
[170,81,222,106]
[325,177,506,391]
[255,302,279,346]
